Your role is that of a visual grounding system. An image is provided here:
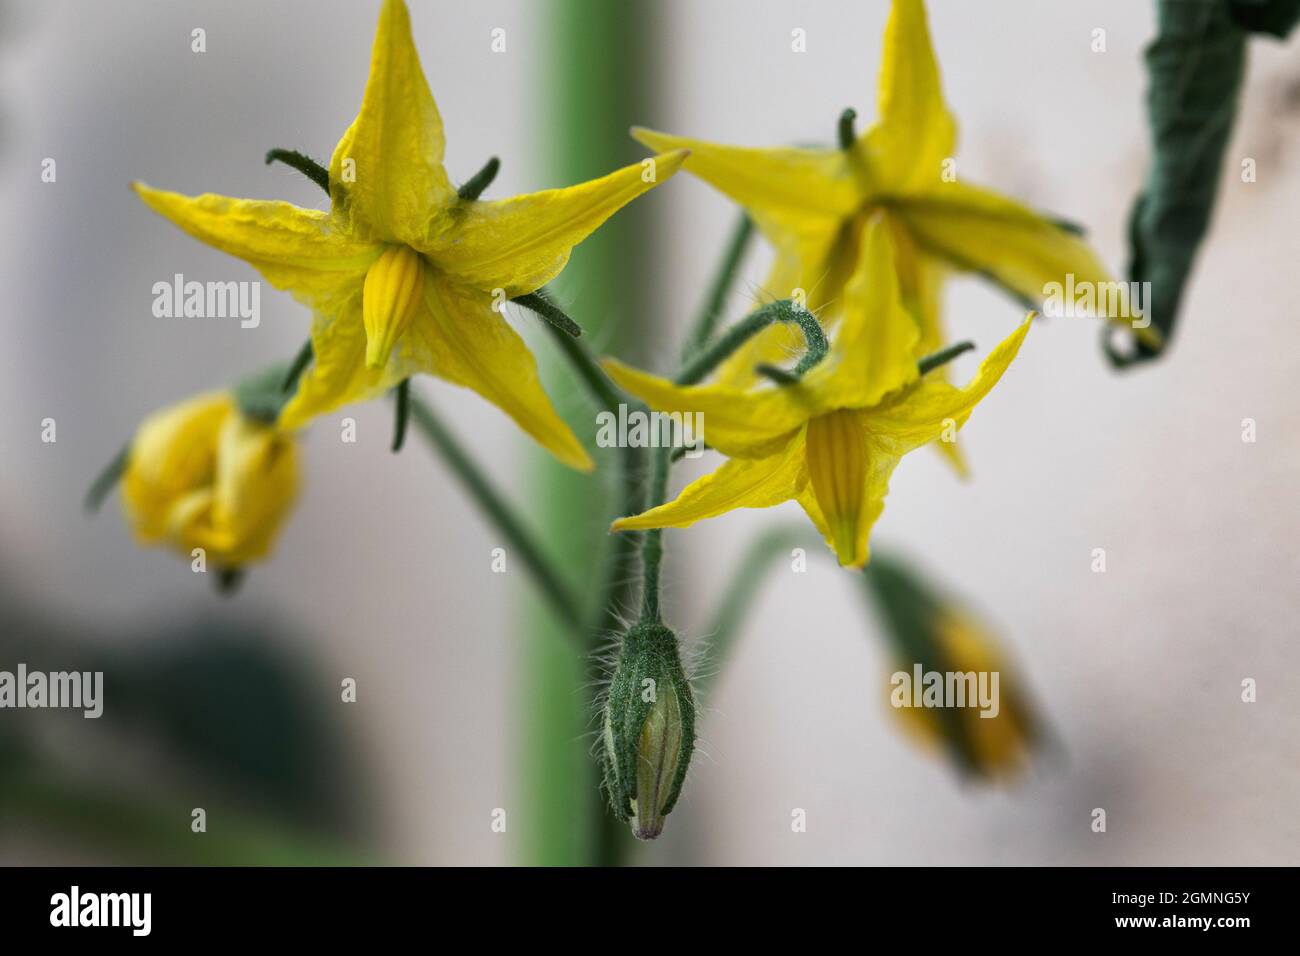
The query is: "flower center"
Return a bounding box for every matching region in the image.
[804,408,869,566]
[362,244,425,369]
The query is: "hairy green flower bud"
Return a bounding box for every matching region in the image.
[601,622,696,840]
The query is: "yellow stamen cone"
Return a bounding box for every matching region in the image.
[805,409,869,566]
[362,245,425,368]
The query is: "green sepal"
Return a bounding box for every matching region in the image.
[233,362,293,425]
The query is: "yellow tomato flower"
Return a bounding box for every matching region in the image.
[122,392,299,570]
[132,0,687,471]
[631,0,1155,398]
[889,611,1040,779]
[605,216,1030,568]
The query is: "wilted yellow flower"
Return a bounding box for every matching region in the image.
[121,392,298,571]
[605,216,1030,568]
[889,612,1040,779]
[632,0,1154,473]
[133,0,686,470]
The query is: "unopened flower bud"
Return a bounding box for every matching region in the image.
[601,622,696,840]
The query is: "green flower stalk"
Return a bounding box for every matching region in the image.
[601,622,696,840]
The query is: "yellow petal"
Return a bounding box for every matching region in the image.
[602,358,814,459]
[204,414,300,565]
[427,151,688,296]
[414,275,593,471]
[278,290,405,430]
[329,0,455,245]
[860,0,957,196]
[282,275,592,471]
[632,127,858,303]
[865,314,1032,454]
[123,391,233,544]
[611,431,806,532]
[802,410,901,568]
[894,183,1159,346]
[132,184,379,309]
[627,131,860,392]
[634,127,860,221]
[805,215,920,411]
[883,215,969,476]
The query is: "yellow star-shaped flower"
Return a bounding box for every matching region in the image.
[133,0,686,471]
[604,216,1031,569]
[632,0,1151,404]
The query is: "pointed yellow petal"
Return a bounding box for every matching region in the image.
[132,184,379,308]
[802,410,901,568]
[329,0,455,244]
[205,414,300,565]
[286,275,592,470]
[805,215,920,411]
[427,150,688,296]
[633,127,858,293]
[865,314,1032,453]
[602,358,813,459]
[634,127,859,219]
[278,292,407,430]
[860,0,957,196]
[413,275,592,471]
[894,183,1156,342]
[882,211,969,476]
[611,431,805,532]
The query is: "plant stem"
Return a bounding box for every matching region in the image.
[404,390,584,635]
[696,527,818,697]
[638,446,670,624]
[680,213,754,364]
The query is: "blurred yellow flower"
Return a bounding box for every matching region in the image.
[122,392,298,571]
[133,0,687,471]
[889,612,1040,779]
[632,0,1153,475]
[605,216,1031,568]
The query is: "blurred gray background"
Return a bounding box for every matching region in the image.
[1,0,1297,864]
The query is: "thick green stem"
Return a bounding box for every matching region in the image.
[405,391,584,634]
